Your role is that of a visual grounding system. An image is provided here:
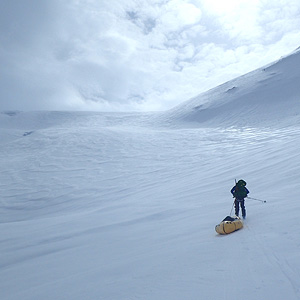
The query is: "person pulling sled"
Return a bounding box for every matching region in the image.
[231,179,249,219]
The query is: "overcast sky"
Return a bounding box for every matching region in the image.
[1,0,300,112]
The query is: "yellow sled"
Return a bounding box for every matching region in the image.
[215,216,243,235]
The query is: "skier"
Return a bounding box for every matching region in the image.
[231,179,249,219]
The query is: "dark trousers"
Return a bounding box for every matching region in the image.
[235,199,246,217]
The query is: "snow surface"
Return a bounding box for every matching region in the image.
[1,49,300,300]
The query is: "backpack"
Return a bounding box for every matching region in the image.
[235,183,248,199]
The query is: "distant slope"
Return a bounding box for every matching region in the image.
[165,48,300,127]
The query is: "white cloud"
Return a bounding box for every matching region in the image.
[203,0,257,14]
[159,0,202,31]
[1,0,300,112]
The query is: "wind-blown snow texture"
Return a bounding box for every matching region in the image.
[1,49,300,300]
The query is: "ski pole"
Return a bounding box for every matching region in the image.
[247,196,266,203]
[229,179,237,215]
[230,200,235,215]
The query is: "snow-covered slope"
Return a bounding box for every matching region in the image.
[166,48,300,128]
[1,49,300,300]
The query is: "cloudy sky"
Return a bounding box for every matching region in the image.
[1,0,300,112]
